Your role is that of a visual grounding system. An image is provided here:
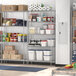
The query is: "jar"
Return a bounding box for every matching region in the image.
[22,34,27,42]
[43,17,47,22]
[47,17,51,22]
[37,17,41,22]
[18,34,23,42]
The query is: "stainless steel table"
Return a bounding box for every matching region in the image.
[52,67,76,76]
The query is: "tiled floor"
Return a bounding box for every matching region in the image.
[0,64,57,76]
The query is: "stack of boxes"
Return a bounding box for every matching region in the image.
[3,45,23,60]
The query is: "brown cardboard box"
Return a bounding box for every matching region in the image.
[10,50,18,54]
[73,17,76,26]
[4,50,18,55]
[2,5,18,12]
[3,54,11,59]
[5,45,15,50]
[11,54,23,60]
[4,50,10,54]
[73,11,76,17]
[18,5,28,11]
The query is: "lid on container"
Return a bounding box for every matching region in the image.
[23,34,27,36]
[18,34,23,36]
[41,40,47,42]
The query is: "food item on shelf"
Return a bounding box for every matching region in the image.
[40,29,45,34]
[11,54,23,60]
[5,45,15,50]
[5,37,10,42]
[29,14,32,21]
[43,17,47,22]
[22,34,27,42]
[3,45,23,60]
[15,19,27,26]
[29,27,36,34]
[14,37,18,42]
[43,24,48,29]
[18,5,28,11]
[47,17,51,22]
[47,39,55,46]
[3,54,11,59]
[48,24,55,29]
[37,17,41,22]
[18,34,23,42]
[46,29,51,34]
[6,20,12,26]
[41,40,47,47]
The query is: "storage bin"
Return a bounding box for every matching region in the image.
[41,40,47,47]
[36,51,43,61]
[44,50,52,55]
[47,39,55,46]
[2,5,18,12]
[18,5,28,11]
[28,51,35,60]
[44,56,52,61]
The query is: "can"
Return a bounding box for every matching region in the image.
[3,37,6,42]
[22,34,27,42]
[8,33,12,37]
[43,17,47,22]
[10,37,14,42]
[12,33,17,37]
[14,37,18,42]
[5,37,10,42]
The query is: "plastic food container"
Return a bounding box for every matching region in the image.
[50,29,54,35]
[47,17,51,22]
[37,17,41,22]
[48,24,55,29]
[43,17,47,22]
[41,40,47,47]
[46,29,51,34]
[40,29,45,34]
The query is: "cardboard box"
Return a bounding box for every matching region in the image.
[4,50,18,54]
[73,17,76,26]
[2,5,18,12]
[3,54,11,59]
[18,5,28,11]
[73,11,76,17]
[10,50,18,54]
[5,45,15,50]
[11,54,23,60]
[4,50,10,54]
